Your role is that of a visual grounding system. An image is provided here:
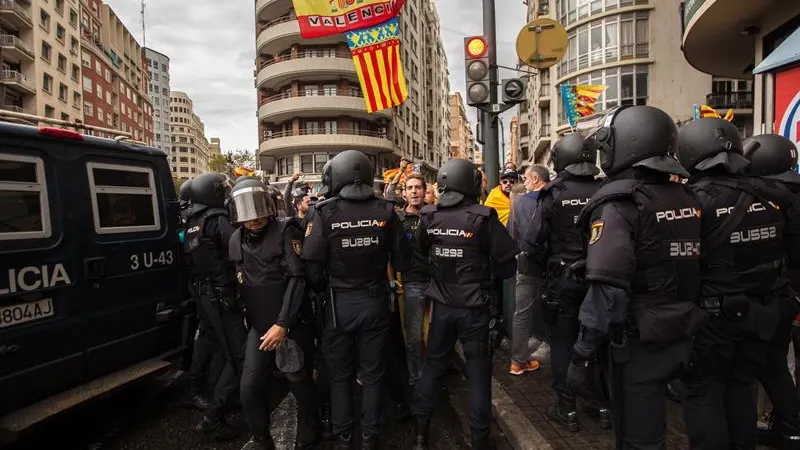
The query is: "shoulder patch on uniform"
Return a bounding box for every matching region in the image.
[305,222,313,237]
[292,239,303,255]
[589,220,604,245]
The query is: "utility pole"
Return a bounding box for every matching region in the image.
[482,0,500,188]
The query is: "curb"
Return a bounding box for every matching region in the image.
[454,345,553,450]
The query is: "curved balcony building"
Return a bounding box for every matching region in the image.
[522,0,729,166]
[254,0,451,185]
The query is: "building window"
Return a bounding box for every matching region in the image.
[104,69,111,82]
[82,52,91,67]
[82,76,92,93]
[314,154,328,173]
[95,60,101,74]
[40,9,50,30]
[86,163,160,234]
[557,64,649,125]
[57,53,67,73]
[301,155,313,173]
[277,157,294,176]
[84,101,93,116]
[41,41,51,61]
[61,113,69,121]
[0,154,51,241]
[98,108,104,121]
[97,84,103,99]
[70,37,78,54]
[42,73,53,93]
[69,8,78,28]
[323,120,337,134]
[161,63,168,72]
[58,83,68,102]
[55,0,64,14]
[323,84,337,96]
[73,91,80,107]
[44,105,55,118]
[56,24,65,42]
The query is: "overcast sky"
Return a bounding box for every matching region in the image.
[105,0,528,153]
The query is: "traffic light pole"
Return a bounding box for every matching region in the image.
[482,0,500,189]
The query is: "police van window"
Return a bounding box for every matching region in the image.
[0,154,51,241]
[87,162,160,234]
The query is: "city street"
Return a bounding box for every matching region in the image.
[5,361,512,450]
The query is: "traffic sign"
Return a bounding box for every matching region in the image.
[502,78,527,104]
[515,18,568,70]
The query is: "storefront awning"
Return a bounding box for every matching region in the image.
[753,26,800,74]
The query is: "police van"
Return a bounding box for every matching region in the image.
[0,112,188,442]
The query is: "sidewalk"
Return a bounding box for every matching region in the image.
[491,345,690,450]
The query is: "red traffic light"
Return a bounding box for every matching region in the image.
[465,37,488,58]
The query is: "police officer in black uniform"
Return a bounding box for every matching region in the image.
[227,177,320,450]
[302,150,412,450]
[676,118,789,449]
[742,133,800,448]
[524,133,608,432]
[412,158,518,450]
[184,172,246,441]
[569,106,705,450]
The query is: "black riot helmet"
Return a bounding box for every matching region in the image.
[676,117,749,175]
[178,179,193,209]
[743,134,800,185]
[326,150,374,200]
[190,172,230,208]
[436,158,481,207]
[551,133,599,177]
[587,105,688,177]
[229,177,276,223]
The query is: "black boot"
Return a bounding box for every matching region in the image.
[195,415,240,441]
[582,404,611,430]
[360,432,378,450]
[759,412,800,450]
[183,393,211,411]
[321,402,334,440]
[413,417,430,450]
[470,427,492,450]
[295,406,321,450]
[546,396,578,432]
[240,434,275,450]
[336,432,354,450]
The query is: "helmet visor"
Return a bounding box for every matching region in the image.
[231,186,274,223]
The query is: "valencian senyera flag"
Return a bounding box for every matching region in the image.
[345,17,408,113]
[291,0,406,38]
[560,84,608,127]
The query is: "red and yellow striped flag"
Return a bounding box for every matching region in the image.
[345,17,408,113]
[574,85,608,117]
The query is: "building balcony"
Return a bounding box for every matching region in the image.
[0,69,34,93]
[258,90,392,124]
[706,91,754,113]
[0,0,32,29]
[256,0,292,24]
[539,124,552,137]
[259,128,394,156]
[257,51,355,90]
[538,83,551,105]
[556,44,650,81]
[0,104,23,113]
[257,16,343,56]
[0,34,32,62]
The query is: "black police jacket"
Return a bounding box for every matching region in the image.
[228,218,308,334]
[183,207,235,288]
[301,196,412,291]
[417,200,518,308]
[527,174,602,268]
[689,174,788,297]
[577,171,704,344]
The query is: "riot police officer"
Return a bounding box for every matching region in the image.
[184,172,246,441]
[524,133,608,432]
[227,177,320,450]
[412,158,518,450]
[743,133,800,448]
[301,150,412,450]
[677,118,789,449]
[569,106,705,450]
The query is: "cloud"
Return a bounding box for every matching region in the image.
[104,0,527,155]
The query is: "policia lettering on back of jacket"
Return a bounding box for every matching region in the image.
[301,150,412,450]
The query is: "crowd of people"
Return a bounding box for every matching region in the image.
[177,103,800,450]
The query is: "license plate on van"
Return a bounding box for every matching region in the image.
[0,298,54,329]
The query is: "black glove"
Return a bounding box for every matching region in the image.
[566,354,590,391]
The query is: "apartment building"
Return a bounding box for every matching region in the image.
[508,115,520,168]
[209,137,221,156]
[448,92,478,163]
[522,0,740,166]
[143,47,170,153]
[170,90,210,179]
[254,0,450,184]
[79,0,152,143]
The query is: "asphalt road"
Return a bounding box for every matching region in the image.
[6,364,512,450]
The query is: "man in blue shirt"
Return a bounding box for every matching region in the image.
[508,164,551,375]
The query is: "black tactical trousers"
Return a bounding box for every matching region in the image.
[614,337,691,450]
[195,291,247,422]
[683,300,780,450]
[323,290,390,436]
[186,315,225,395]
[387,305,410,404]
[548,300,581,400]
[413,302,492,431]
[758,296,800,431]
[241,325,319,440]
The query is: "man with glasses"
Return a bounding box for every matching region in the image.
[484,169,519,227]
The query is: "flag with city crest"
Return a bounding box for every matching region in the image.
[344,17,408,113]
